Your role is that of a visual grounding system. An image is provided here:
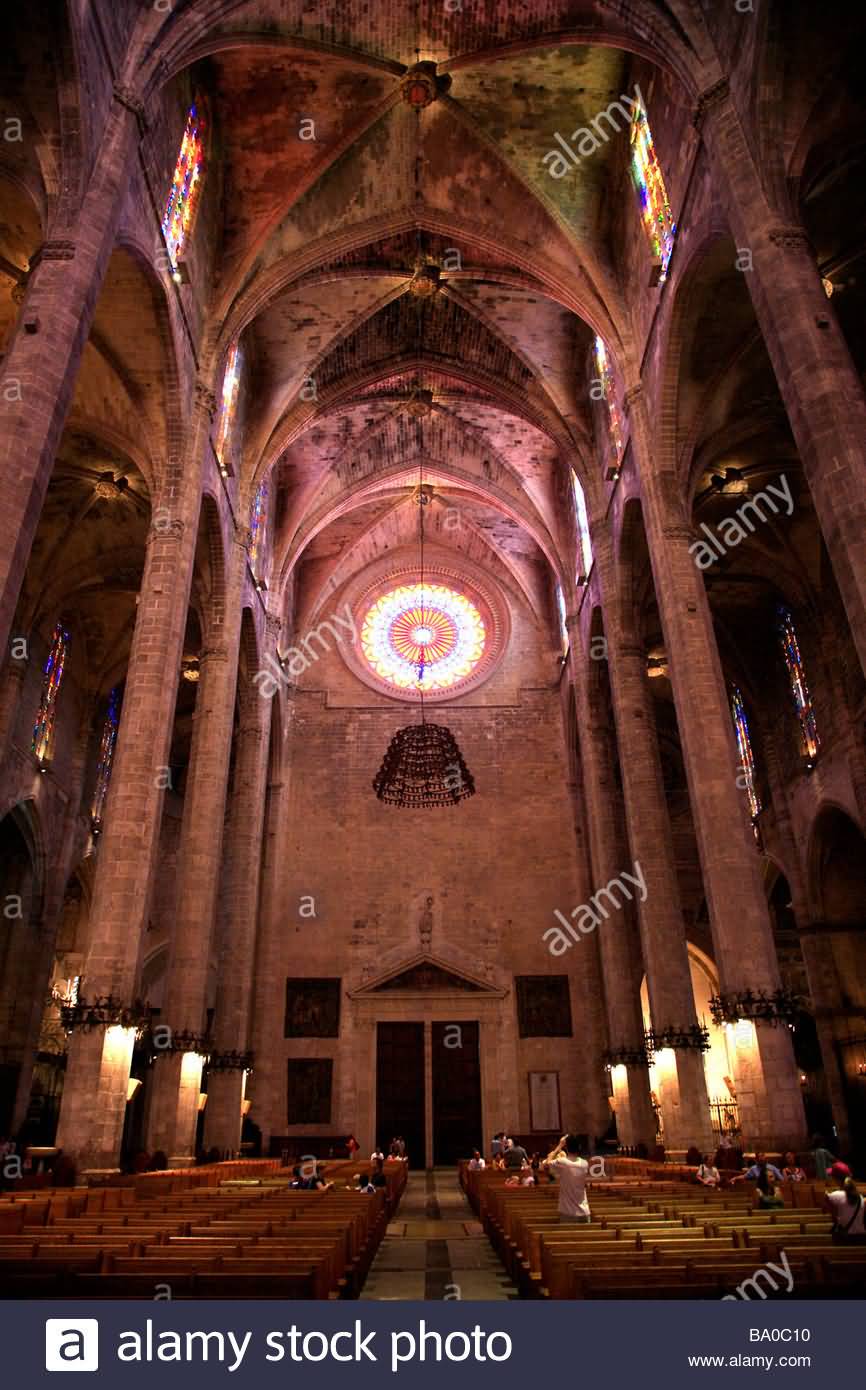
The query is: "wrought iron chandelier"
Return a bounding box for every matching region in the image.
[373,449,476,808]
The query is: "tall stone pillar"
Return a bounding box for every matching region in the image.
[591,527,714,1153]
[626,383,806,1149]
[0,86,146,658]
[147,531,247,1164]
[204,672,273,1156]
[0,660,27,764]
[566,617,655,1150]
[696,80,866,678]
[54,402,208,1173]
[247,696,292,1155]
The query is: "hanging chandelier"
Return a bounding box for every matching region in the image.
[372,451,476,808]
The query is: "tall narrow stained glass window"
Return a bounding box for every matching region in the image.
[249,481,268,574]
[730,685,761,821]
[571,470,593,581]
[161,102,205,270]
[555,582,569,655]
[630,101,676,283]
[593,335,623,465]
[32,622,69,763]
[214,342,241,468]
[776,605,820,759]
[91,687,120,828]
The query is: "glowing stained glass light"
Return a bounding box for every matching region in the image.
[776,605,820,759]
[161,103,205,269]
[214,343,241,467]
[91,687,120,826]
[730,685,761,820]
[630,102,676,282]
[361,583,485,692]
[32,622,69,762]
[571,470,593,581]
[249,482,268,574]
[556,582,568,655]
[593,336,623,464]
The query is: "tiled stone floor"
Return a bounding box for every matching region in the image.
[361,1168,516,1300]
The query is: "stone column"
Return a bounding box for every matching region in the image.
[626,383,806,1149]
[248,695,291,1154]
[696,80,866,678]
[591,527,714,1153]
[0,659,27,764]
[204,680,273,1156]
[147,531,247,1164]
[0,86,146,658]
[54,403,208,1174]
[566,617,655,1150]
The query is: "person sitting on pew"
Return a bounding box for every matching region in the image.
[503,1139,529,1170]
[696,1154,721,1187]
[370,1159,387,1190]
[468,1150,486,1170]
[825,1163,866,1243]
[543,1134,592,1224]
[730,1151,783,1186]
[782,1151,806,1182]
[755,1167,785,1210]
[371,1146,385,1163]
[354,1173,376,1193]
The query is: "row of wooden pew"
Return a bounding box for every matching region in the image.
[0,1159,406,1298]
[462,1165,866,1299]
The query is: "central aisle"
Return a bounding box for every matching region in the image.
[361,1169,516,1300]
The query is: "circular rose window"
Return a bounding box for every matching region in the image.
[360,582,486,693]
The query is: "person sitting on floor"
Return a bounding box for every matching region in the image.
[782,1151,806,1182]
[696,1154,721,1187]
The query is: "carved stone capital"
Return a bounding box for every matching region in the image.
[692,77,730,129]
[194,380,217,419]
[265,613,282,639]
[767,226,812,253]
[149,517,185,542]
[201,643,229,665]
[564,611,581,634]
[30,240,76,271]
[622,382,643,413]
[10,280,27,304]
[112,82,148,130]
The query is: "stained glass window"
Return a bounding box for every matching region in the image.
[248,481,268,574]
[32,622,69,763]
[161,102,205,269]
[593,336,623,464]
[361,583,485,692]
[91,687,120,827]
[730,684,761,821]
[630,101,676,283]
[571,470,593,581]
[555,582,569,655]
[214,343,241,468]
[776,605,820,759]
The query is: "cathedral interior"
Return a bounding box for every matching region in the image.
[1,0,865,1285]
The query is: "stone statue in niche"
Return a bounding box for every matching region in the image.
[418,894,434,950]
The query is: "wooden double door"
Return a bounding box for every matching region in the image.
[375,1020,482,1167]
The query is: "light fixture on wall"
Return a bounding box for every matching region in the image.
[372,459,475,809]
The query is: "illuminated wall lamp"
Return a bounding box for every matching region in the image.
[171,260,190,286]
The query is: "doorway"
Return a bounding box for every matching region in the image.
[432,1020,482,1164]
[375,1021,425,1166]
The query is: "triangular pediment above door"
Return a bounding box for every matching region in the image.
[349,954,504,997]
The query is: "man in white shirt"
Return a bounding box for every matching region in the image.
[468,1150,486,1170]
[544,1134,591,1222]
